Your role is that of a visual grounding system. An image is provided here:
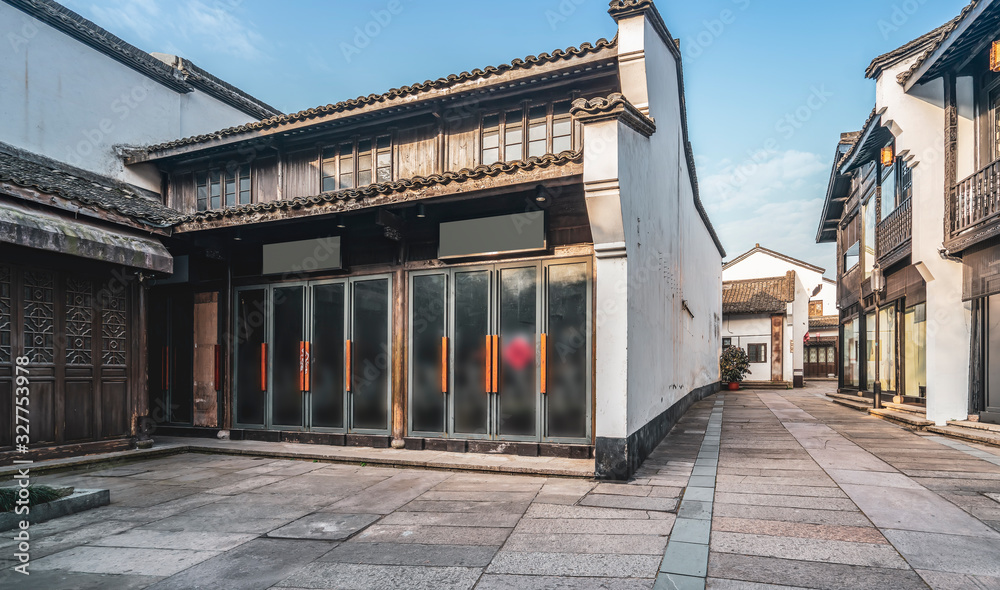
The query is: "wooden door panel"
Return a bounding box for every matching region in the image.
[64,380,93,441]
[193,293,219,427]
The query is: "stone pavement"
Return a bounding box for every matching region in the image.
[2,383,1000,589]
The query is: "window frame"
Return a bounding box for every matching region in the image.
[197,164,251,212]
[480,102,576,166]
[321,134,394,193]
[747,343,767,364]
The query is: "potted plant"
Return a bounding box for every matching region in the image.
[720,346,751,390]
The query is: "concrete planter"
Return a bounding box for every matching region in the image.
[0,489,109,532]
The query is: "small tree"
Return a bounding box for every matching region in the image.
[720,346,751,384]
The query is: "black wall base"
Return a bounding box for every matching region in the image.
[595,381,720,481]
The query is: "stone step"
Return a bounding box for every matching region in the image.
[739,381,792,390]
[948,419,1000,433]
[826,392,871,412]
[928,423,1000,448]
[869,408,933,430]
[883,402,927,416]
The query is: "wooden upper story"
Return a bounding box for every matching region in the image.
[128,39,620,229]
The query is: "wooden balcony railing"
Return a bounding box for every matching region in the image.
[876,197,912,262]
[948,159,1000,245]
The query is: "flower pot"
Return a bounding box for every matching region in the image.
[727,382,741,391]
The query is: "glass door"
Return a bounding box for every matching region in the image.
[451,266,492,438]
[349,277,392,433]
[310,281,347,430]
[233,276,391,434]
[270,284,306,429]
[408,258,590,443]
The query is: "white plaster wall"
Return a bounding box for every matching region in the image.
[0,3,260,191]
[614,15,723,438]
[877,61,970,424]
[721,314,773,381]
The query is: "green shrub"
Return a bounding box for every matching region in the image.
[720,346,752,384]
[0,485,74,512]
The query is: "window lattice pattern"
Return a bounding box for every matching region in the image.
[23,271,54,363]
[101,291,127,366]
[0,265,10,364]
[65,277,93,365]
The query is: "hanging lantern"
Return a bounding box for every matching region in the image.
[880,145,894,167]
[991,41,1000,72]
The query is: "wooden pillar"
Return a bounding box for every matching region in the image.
[771,314,783,382]
[945,71,959,241]
[131,276,149,437]
[391,267,406,447]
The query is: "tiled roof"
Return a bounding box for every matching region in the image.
[809,315,839,330]
[724,244,825,274]
[722,271,796,315]
[865,17,961,79]
[0,142,182,227]
[141,37,617,154]
[4,0,280,119]
[896,1,980,86]
[179,150,583,225]
[838,108,878,170]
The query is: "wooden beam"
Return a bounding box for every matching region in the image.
[944,71,959,244]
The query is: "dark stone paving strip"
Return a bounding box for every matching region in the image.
[654,395,723,590]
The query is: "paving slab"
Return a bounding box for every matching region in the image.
[266,513,381,541]
[881,529,1000,577]
[710,532,907,569]
[0,569,160,590]
[487,551,661,578]
[504,532,669,555]
[90,529,257,551]
[476,574,654,589]
[142,538,336,590]
[30,545,220,577]
[580,494,679,512]
[707,552,928,590]
[274,561,483,590]
[352,523,511,545]
[320,542,497,567]
[514,516,675,536]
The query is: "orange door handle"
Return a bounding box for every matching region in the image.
[345,339,352,392]
[492,335,499,394]
[260,342,267,391]
[484,335,492,394]
[441,336,448,393]
[540,333,547,394]
[299,341,311,391]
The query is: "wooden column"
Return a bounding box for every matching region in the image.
[945,71,959,242]
[391,267,407,447]
[771,314,783,382]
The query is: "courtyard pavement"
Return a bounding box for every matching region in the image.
[3,383,1000,589]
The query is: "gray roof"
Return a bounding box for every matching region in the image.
[0,142,182,227]
[4,0,281,119]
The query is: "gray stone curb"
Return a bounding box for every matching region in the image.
[0,488,109,531]
[654,395,724,590]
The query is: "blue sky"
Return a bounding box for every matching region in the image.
[62,0,968,273]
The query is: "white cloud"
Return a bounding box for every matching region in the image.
[85,0,161,42]
[75,0,268,61]
[699,149,836,273]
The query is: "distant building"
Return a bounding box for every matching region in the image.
[722,245,837,385]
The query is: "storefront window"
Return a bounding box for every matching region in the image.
[863,198,876,280]
[844,318,859,388]
[878,305,896,392]
[904,303,926,398]
[865,312,876,391]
